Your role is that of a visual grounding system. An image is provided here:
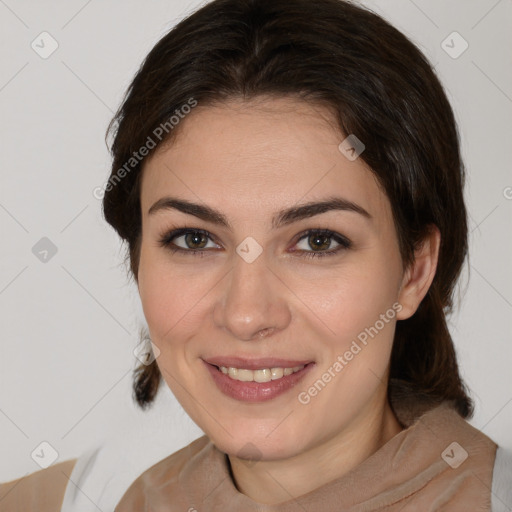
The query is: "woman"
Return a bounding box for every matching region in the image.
[1,0,510,510]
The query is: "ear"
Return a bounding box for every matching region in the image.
[396,225,441,320]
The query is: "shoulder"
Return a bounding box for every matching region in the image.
[115,435,210,511]
[0,458,77,512]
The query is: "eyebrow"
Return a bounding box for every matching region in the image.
[148,195,372,229]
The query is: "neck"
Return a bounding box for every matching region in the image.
[227,388,403,505]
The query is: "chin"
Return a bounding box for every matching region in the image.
[208,425,308,462]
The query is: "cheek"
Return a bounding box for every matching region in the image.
[301,256,402,403]
[137,245,193,341]
[303,256,401,345]
[137,243,220,371]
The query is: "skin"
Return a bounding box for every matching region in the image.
[136,96,441,505]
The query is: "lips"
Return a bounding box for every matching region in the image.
[204,356,313,370]
[203,357,315,402]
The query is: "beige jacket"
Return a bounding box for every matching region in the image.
[1,380,508,511]
[0,459,76,511]
[115,402,498,511]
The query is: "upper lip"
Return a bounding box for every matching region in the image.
[204,356,313,370]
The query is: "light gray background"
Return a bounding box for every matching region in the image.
[0,0,511,483]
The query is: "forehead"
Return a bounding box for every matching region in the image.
[140,97,390,224]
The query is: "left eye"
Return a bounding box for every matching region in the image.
[159,228,351,259]
[292,229,351,259]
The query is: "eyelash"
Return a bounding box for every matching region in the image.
[158,227,352,259]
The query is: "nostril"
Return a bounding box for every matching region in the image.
[256,328,274,338]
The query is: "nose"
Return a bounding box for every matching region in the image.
[213,253,292,342]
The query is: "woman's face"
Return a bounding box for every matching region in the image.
[137,97,415,460]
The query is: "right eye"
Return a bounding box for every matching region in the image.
[159,228,221,256]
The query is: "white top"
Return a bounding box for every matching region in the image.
[60,383,203,512]
[492,446,512,512]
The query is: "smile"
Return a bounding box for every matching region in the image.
[203,358,315,402]
[217,365,305,382]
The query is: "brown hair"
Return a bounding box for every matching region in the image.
[103,0,473,417]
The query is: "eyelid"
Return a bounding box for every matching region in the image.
[158,226,352,258]
[159,228,221,250]
[292,228,351,248]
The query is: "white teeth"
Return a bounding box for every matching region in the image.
[218,365,305,382]
[271,367,283,380]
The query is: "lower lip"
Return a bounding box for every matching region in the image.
[203,361,314,402]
